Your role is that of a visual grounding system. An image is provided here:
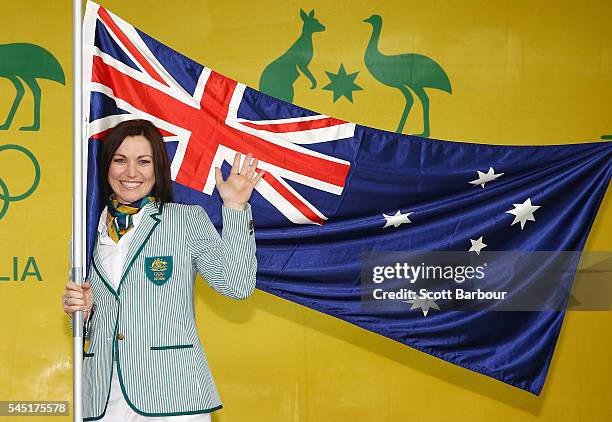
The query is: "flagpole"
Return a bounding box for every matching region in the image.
[72,0,84,421]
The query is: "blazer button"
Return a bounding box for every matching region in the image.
[117,333,125,340]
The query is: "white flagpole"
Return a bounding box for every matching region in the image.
[72,0,84,421]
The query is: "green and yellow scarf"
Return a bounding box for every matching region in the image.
[106,195,156,243]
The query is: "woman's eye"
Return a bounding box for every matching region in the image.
[113,158,126,164]
[139,160,151,165]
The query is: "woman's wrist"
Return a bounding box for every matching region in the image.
[222,201,247,211]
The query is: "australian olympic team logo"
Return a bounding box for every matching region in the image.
[0,144,41,221]
[145,256,173,285]
[0,43,64,222]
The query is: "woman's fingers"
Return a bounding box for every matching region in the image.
[65,281,90,291]
[230,152,241,174]
[225,152,263,180]
[65,282,86,295]
[65,281,81,291]
[240,153,253,175]
[63,297,89,314]
[63,289,86,304]
[253,169,266,185]
[246,158,258,179]
[214,167,223,186]
[65,287,86,297]
[245,157,265,187]
[64,297,86,307]
[65,291,86,300]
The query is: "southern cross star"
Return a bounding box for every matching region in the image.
[506,197,540,230]
[469,167,504,188]
[404,295,440,317]
[469,236,487,255]
[383,210,413,228]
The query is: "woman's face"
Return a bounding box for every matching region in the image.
[108,135,155,204]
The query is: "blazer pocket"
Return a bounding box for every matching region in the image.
[150,344,193,351]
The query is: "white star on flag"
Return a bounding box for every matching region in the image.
[404,295,440,317]
[469,236,487,255]
[506,197,540,229]
[383,210,413,228]
[469,167,504,188]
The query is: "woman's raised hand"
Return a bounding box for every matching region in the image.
[215,152,265,210]
[62,281,93,320]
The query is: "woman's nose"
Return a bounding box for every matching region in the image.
[126,161,138,177]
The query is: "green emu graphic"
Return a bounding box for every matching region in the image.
[259,9,325,103]
[0,43,65,131]
[364,15,452,137]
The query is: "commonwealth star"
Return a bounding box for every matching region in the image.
[322,64,363,103]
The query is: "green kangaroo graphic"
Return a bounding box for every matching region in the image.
[259,9,325,103]
[0,43,65,131]
[363,15,452,137]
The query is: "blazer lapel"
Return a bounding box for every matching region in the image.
[117,202,161,294]
[92,241,118,298]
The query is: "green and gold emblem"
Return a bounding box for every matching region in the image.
[145,256,173,285]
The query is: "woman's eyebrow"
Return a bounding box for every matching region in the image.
[112,154,153,158]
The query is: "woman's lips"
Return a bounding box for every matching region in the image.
[120,181,143,189]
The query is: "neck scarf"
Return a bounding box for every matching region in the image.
[106,195,156,243]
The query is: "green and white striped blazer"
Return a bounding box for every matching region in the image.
[83,202,256,421]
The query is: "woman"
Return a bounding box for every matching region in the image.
[62,119,263,421]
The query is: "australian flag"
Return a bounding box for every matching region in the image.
[83,1,612,395]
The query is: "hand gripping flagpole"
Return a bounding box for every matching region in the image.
[72,0,84,420]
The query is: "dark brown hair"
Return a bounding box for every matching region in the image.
[99,119,173,205]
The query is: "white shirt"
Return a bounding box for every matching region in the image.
[97,207,145,289]
[97,206,211,422]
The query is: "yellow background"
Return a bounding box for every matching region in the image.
[0,0,610,421]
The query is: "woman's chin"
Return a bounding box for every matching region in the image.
[115,192,145,204]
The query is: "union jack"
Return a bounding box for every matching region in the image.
[83,3,355,225]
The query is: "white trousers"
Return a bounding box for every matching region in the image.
[98,369,213,422]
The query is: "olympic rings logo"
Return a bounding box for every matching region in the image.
[0,144,40,221]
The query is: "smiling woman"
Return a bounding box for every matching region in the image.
[61,119,265,421]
